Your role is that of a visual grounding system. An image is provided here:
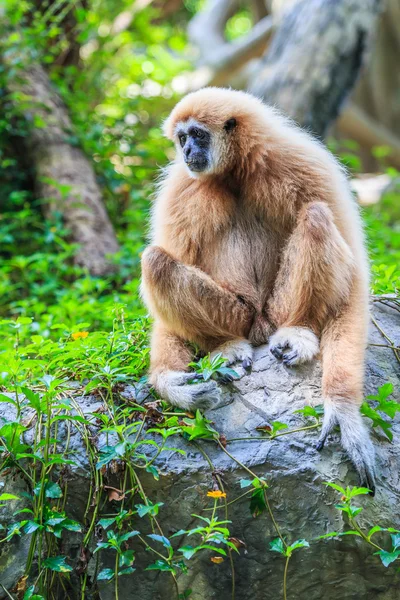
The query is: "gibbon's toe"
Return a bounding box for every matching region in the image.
[269,327,319,365]
[211,339,253,367]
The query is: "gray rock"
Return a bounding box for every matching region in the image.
[0,303,399,599]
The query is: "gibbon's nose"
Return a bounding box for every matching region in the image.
[184,146,191,159]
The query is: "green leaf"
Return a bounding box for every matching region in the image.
[24,520,42,534]
[318,530,361,540]
[146,465,160,480]
[119,549,135,567]
[146,560,174,572]
[249,487,266,517]
[34,480,63,499]
[287,539,310,555]
[23,588,45,600]
[43,555,72,572]
[135,501,163,518]
[98,518,116,530]
[239,479,253,488]
[97,568,115,581]
[324,482,346,495]
[391,533,400,550]
[118,567,136,576]
[361,402,393,441]
[269,538,285,555]
[374,549,400,567]
[181,410,218,441]
[0,493,20,501]
[179,545,198,560]
[148,533,172,548]
[117,530,139,543]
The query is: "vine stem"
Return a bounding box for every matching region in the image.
[192,443,236,598]
[348,518,383,551]
[226,422,320,443]
[283,555,290,600]
[113,551,119,600]
[216,439,286,548]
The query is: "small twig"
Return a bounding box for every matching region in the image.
[371,316,400,365]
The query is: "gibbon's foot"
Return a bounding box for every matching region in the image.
[155,371,221,411]
[211,339,253,371]
[316,401,376,495]
[269,327,319,366]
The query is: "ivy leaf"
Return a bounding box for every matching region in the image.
[97,518,116,530]
[374,549,400,567]
[269,538,286,555]
[24,520,42,534]
[43,556,72,572]
[118,567,136,576]
[239,479,253,488]
[119,549,135,567]
[146,465,159,480]
[135,501,164,518]
[390,533,400,550]
[97,568,115,581]
[286,539,310,556]
[34,480,62,499]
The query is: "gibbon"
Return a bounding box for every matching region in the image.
[141,87,375,492]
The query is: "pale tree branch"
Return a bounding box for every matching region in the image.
[337,102,400,171]
[188,0,274,87]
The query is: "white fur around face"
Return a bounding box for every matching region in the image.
[269,326,319,365]
[211,339,253,366]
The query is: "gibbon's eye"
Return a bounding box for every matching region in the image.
[224,118,237,132]
[192,127,205,139]
[179,134,187,147]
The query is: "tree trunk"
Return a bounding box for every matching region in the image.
[249,0,382,137]
[10,64,119,276]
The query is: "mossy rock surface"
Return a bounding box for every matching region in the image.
[1,304,399,599]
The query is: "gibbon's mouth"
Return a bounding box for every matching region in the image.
[185,158,208,172]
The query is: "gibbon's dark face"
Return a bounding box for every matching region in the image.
[176,121,211,173]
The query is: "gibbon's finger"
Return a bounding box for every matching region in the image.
[242,357,252,371]
[217,373,235,385]
[282,350,299,366]
[317,402,376,495]
[270,344,285,360]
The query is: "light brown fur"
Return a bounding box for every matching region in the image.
[141,88,375,491]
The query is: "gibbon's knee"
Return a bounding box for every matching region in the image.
[299,201,335,241]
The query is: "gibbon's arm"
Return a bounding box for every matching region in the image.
[141,245,255,344]
[265,200,374,491]
[267,201,355,338]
